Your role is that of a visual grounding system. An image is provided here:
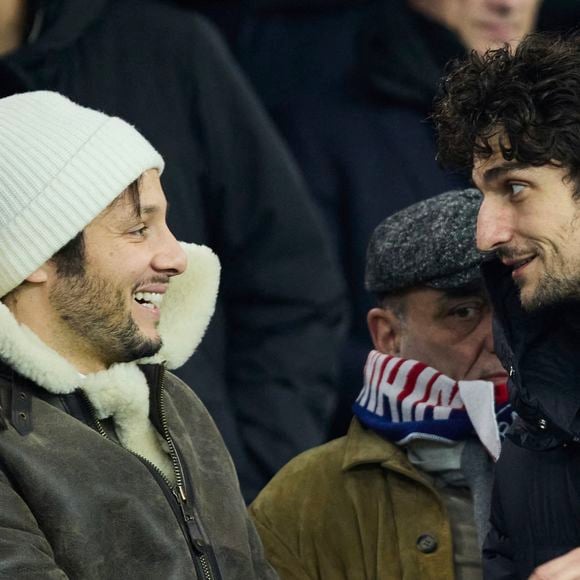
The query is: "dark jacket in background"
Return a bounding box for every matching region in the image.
[177,0,382,112]
[481,258,580,578]
[2,0,347,502]
[272,0,468,436]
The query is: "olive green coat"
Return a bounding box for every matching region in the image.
[250,419,455,580]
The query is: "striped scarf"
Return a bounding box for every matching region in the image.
[353,350,513,460]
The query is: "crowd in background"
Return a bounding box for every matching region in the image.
[0,0,577,502]
[2,1,580,578]
[185,0,579,471]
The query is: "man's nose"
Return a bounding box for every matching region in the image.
[476,198,514,252]
[154,231,187,276]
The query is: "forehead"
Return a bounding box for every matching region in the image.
[93,170,166,226]
[472,153,523,189]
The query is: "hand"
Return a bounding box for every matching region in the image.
[530,548,580,579]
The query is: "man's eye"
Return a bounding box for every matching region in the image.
[129,225,148,237]
[509,183,525,197]
[450,306,479,320]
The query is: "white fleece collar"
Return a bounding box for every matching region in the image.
[0,243,220,476]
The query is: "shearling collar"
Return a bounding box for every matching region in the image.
[0,243,220,474]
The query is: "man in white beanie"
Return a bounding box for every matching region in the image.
[0,91,277,580]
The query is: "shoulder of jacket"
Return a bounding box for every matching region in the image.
[251,437,349,516]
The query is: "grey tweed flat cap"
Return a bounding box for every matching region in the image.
[365,188,483,294]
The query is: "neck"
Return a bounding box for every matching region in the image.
[3,285,107,375]
[0,0,29,56]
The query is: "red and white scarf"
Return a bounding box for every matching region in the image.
[353,350,513,460]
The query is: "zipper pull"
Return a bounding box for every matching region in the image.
[172,484,188,504]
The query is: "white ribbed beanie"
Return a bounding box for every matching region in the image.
[0,91,164,298]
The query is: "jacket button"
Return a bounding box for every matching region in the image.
[416,534,438,554]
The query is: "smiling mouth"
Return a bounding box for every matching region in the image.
[508,255,536,275]
[133,291,164,310]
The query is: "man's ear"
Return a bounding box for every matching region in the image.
[367,307,402,355]
[25,263,50,284]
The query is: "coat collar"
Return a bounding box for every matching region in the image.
[342,418,430,485]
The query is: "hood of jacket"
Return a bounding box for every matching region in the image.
[482,257,580,449]
[353,0,464,110]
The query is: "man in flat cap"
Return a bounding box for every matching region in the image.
[249,189,511,580]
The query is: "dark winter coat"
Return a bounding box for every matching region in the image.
[481,258,580,578]
[0,243,277,579]
[1,0,347,501]
[271,0,467,435]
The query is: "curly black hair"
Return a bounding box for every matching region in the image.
[434,32,580,184]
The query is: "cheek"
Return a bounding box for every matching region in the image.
[401,335,459,375]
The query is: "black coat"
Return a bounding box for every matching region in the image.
[271,0,468,435]
[1,0,347,502]
[482,258,580,578]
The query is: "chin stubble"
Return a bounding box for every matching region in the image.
[50,271,162,365]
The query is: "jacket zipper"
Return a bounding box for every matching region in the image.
[157,368,217,580]
[79,373,217,580]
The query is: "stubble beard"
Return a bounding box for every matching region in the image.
[519,255,580,312]
[50,270,162,366]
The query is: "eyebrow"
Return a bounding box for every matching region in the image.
[139,202,169,217]
[476,161,531,186]
[140,205,160,216]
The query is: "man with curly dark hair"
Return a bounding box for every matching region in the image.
[434,32,580,579]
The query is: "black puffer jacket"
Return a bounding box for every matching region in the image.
[1,0,347,502]
[482,258,580,578]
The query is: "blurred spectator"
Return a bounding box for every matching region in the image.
[169,0,380,111]
[270,0,541,437]
[250,189,513,580]
[0,0,347,502]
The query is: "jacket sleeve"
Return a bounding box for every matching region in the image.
[0,468,70,579]
[245,509,285,580]
[187,16,348,501]
[482,477,518,579]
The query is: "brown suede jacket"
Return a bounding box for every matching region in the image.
[250,419,455,580]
